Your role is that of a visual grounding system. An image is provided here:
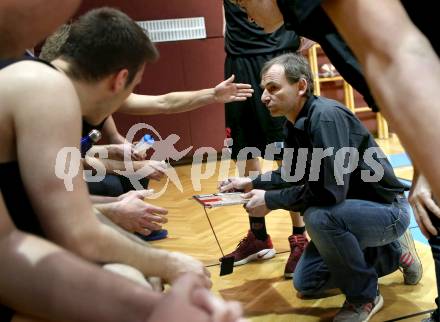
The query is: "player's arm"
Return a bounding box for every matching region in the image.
[101,116,126,144]
[90,194,118,204]
[119,75,253,115]
[322,0,440,201]
[0,191,161,321]
[83,156,166,181]
[11,62,209,284]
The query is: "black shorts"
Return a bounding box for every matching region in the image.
[225,51,294,160]
[87,174,149,197]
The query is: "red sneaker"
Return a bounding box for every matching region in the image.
[284,233,308,279]
[220,230,276,266]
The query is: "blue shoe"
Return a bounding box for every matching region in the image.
[135,229,168,241]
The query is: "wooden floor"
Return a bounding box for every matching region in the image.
[148,134,436,321]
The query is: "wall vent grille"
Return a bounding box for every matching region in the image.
[138,17,206,43]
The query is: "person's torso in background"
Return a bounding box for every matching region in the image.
[223,0,300,56]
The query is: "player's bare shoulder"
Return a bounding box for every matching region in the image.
[0,60,80,118]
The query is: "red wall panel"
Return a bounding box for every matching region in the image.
[137,42,187,94]
[136,113,193,153]
[76,1,223,37]
[181,38,226,151]
[76,1,226,154]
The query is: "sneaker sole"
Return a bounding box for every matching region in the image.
[362,294,384,322]
[234,248,276,266]
[401,230,423,285]
[404,264,423,285]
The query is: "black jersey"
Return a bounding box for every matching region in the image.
[0,56,59,237]
[224,0,300,56]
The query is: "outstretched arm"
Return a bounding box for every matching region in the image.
[322,0,440,201]
[119,75,253,115]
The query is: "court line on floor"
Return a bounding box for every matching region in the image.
[388,152,412,168]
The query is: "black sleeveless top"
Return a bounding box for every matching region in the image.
[0,56,108,320]
[0,56,57,237]
[0,56,107,237]
[224,0,300,56]
[0,54,54,321]
[0,162,45,236]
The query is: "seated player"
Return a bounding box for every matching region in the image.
[0,6,211,295]
[0,1,243,322]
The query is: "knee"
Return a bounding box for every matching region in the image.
[293,272,318,296]
[103,263,152,290]
[293,271,306,293]
[303,207,333,232]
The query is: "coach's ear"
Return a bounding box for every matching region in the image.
[297,78,308,97]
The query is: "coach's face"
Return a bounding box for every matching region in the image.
[261,64,307,122]
[235,0,284,33]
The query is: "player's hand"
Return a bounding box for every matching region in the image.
[409,174,440,238]
[218,177,252,193]
[163,252,212,288]
[214,75,253,103]
[243,189,270,217]
[147,273,244,322]
[131,146,148,161]
[134,160,167,181]
[192,287,244,322]
[117,189,154,201]
[146,276,164,293]
[107,193,168,235]
[107,143,146,161]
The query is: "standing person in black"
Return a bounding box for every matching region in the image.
[227,1,440,320]
[223,0,308,278]
[220,53,421,321]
